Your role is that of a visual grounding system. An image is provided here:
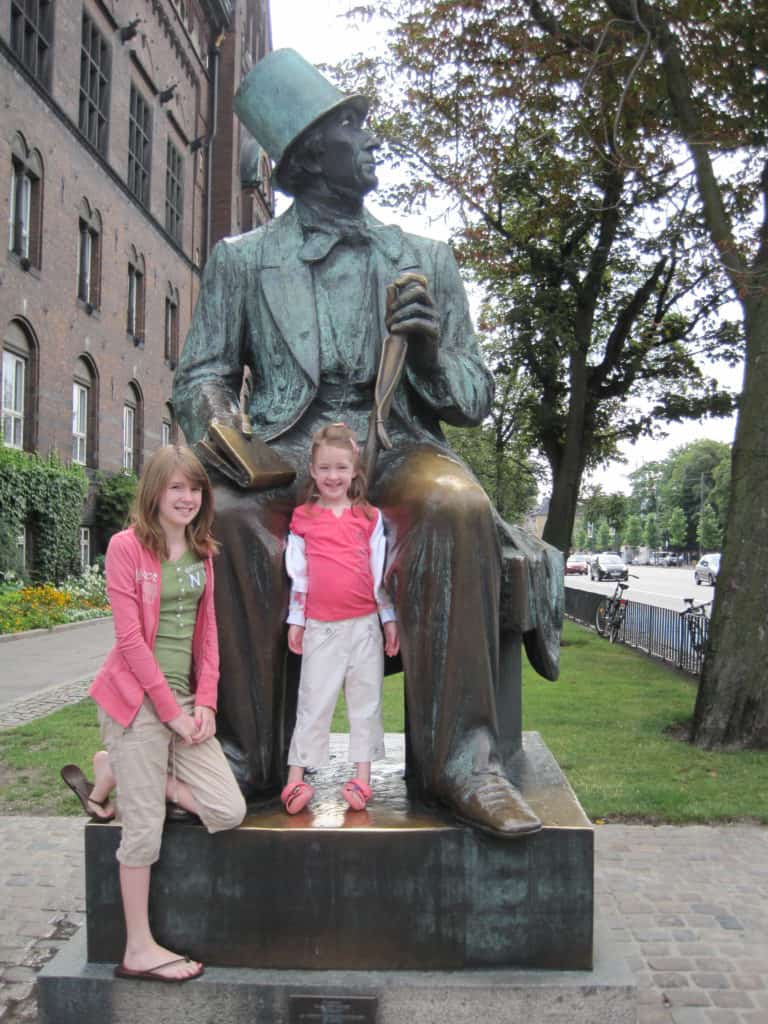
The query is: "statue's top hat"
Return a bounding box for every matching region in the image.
[234,48,369,181]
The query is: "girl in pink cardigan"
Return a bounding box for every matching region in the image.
[61,446,245,983]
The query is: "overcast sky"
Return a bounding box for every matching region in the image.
[269,1,740,496]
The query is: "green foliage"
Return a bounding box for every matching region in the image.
[0,445,88,582]
[697,503,722,552]
[643,513,659,550]
[572,523,588,551]
[337,0,744,551]
[667,507,687,550]
[595,520,612,550]
[94,471,137,540]
[623,514,643,548]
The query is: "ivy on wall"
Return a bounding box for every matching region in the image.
[0,445,88,582]
[94,470,137,538]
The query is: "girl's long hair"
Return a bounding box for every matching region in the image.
[129,445,219,560]
[302,423,374,519]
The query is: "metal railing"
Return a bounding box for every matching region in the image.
[564,586,707,676]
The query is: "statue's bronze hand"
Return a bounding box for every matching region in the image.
[385,273,439,369]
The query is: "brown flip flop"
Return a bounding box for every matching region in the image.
[114,957,205,983]
[60,764,115,822]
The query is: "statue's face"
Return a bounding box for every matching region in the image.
[315,103,380,197]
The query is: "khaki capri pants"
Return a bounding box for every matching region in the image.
[99,695,246,867]
[288,612,385,768]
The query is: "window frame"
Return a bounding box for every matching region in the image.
[128,84,152,207]
[77,203,102,309]
[165,139,184,243]
[72,380,88,465]
[1,348,25,449]
[79,12,111,156]
[8,142,43,269]
[127,250,146,344]
[10,0,54,89]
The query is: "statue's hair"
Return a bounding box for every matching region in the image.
[129,445,219,560]
[302,422,374,519]
[275,124,326,197]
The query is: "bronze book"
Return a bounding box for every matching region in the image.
[195,421,296,491]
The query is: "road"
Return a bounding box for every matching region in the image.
[565,564,715,612]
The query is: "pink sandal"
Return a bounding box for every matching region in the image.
[341,779,372,811]
[281,781,314,815]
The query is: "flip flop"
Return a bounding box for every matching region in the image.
[60,764,115,822]
[280,781,314,815]
[341,778,372,811]
[114,957,204,983]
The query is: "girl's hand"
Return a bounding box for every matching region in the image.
[287,624,305,655]
[168,712,197,745]
[192,706,216,743]
[383,621,400,657]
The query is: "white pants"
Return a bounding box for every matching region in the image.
[288,613,385,767]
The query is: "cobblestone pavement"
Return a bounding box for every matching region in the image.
[0,643,766,1024]
[0,817,766,1023]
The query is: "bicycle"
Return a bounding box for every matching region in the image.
[680,597,713,653]
[595,575,638,643]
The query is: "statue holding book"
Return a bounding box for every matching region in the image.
[172,48,563,838]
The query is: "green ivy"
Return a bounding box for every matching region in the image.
[0,445,88,582]
[94,470,137,540]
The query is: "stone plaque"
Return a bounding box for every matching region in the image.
[289,994,378,1024]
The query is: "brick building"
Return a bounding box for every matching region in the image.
[0,0,273,567]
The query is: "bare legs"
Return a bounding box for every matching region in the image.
[119,865,202,980]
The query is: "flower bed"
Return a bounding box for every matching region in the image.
[0,565,110,635]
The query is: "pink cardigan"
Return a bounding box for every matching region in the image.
[89,528,219,727]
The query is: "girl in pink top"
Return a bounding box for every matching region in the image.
[61,446,245,983]
[283,423,399,815]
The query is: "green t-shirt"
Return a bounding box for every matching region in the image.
[154,549,206,697]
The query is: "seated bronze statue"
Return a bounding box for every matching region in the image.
[172,48,563,837]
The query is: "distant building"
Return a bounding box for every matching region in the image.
[0,0,273,565]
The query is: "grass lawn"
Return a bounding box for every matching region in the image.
[1,620,766,823]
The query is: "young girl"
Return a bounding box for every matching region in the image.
[282,423,399,815]
[64,446,245,983]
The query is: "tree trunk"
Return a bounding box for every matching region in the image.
[691,293,768,748]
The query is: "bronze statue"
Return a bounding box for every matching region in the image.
[172,49,563,837]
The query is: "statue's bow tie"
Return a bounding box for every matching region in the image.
[299,222,399,262]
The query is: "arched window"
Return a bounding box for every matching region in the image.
[127,246,146,344]
[8,134,44,270]
[77,198,102,310]
[161,401,177,447]
[123,381,143,474]
[72,355,98,467]
[1,319,38,451]
[164,283,179,368]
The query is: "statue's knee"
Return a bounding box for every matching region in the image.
[424,476,492,528]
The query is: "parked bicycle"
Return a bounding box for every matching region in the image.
[595,575,638,643]
[680,597,713,654]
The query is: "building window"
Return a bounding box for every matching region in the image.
[161,419,170,446]
[1,349,25,448]
[165,141,183,243]
[8,139,43,269]
[123,383,142,474]
[77,201,101,309]
[79,527,91,570]
[127,249,145,343]
[128,85,152,207]
[1,320,36,451]
[72,355,97,467]
[162,402,177,446]
[16,529,27,573]
[164,285,179,367]
[72,382,88,465]
[79,14,111,156]
[10,0,53,88]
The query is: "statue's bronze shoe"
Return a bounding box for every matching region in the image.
[441,770,542,838]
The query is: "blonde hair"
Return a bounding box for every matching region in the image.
[302,423,373,518]
[129,445,219,560]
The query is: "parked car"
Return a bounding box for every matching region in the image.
[565,553,589,575]
[651,550,682,567]
[590,552,629,582]
[694,553,721,586]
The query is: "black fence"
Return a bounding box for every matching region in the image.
[564,586,707,676]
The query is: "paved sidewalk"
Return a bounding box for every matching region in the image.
[0,819,766,1022]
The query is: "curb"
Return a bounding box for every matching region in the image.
[0,615,112,645]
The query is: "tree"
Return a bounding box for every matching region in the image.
[518,0,768,747]
[595,520,612,551]
[643,513,659,551]
[697,504,722,554]
[657,439,730,549]
[667,507,687,551]
[624,513,643,548]
[339,0,739,554]
[572,523,588,551]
